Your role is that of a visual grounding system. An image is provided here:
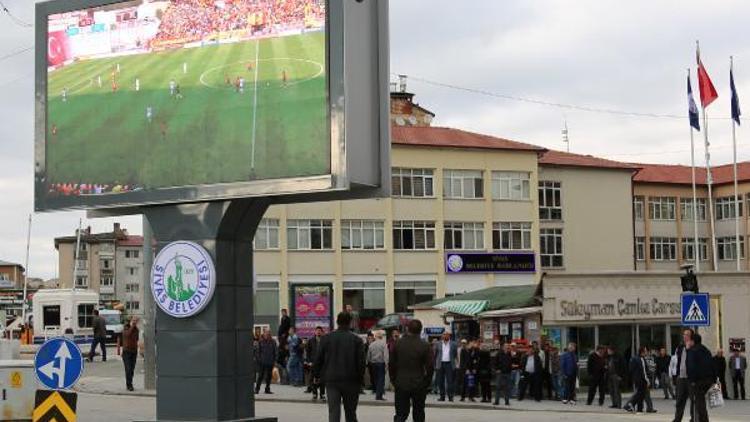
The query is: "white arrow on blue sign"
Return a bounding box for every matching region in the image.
[34,338,84,390]
[681,293,711,327]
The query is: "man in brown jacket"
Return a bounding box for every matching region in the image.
[122,316,139,391]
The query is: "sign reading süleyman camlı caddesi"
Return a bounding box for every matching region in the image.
[151,241,216,318]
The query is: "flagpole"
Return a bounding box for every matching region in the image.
[697,41,719,271]
[688,69,701,272]
[731,56,742,271]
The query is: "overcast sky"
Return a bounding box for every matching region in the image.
[1,0,750,279]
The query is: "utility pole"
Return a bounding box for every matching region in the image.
[142,215,156,390]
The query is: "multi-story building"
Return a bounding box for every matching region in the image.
[253,91,639,332]
[0,260,25,289]
[55,223,146,315]
[633,163,750,271]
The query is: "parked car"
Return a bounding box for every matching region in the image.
[374,313,413,336]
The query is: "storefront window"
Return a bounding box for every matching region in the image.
[638,324,666,351]
[599,324,634,361]
[670,325,685,354]
[511,322,523,340]
[568,326,595,358]
[343,281,385,332]
[394,281,436,313]
[254,282,280,333]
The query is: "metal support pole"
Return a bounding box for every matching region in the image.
[142,215,156,390]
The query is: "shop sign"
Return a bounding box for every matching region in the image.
[445,253,535,273]
[558,298,681,321]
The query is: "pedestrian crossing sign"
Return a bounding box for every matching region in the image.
[681,293,710,327]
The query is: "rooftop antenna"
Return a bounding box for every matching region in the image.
[562,118,570,152]
[398,74,408,93]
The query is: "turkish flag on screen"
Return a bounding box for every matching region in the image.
[47,31,71,67]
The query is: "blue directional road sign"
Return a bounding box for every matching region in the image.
[34,338,84,390]
[681,293,711,327]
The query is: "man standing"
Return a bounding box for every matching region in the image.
[560,342,578,404]
[345,305,360,333]
[433,332,457,402]
[713,349,728,400]
[730,349,747,400]
[390,320,433,422]
[492,342,513,406]
[314,312,365,422]
[607,345,626,409]
[88,309,107,362]
[121,316,139,391]
[278,309,291,340]
[624,347,651,413]
[657,347,676,399]
[586,346,607,406]
[686,333,716,422]
[367,330,388,401]
[518,347,542,402]
[287,328,304,387]
[509,343,522,398]
[306,327,326,401]
[673,329,695,422]
[255,331,278,395]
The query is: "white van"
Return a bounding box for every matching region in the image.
[98,309,124,344]
[31,289,99,345]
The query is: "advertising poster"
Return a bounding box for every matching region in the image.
[729,337,746,353]
[292,285,332,338]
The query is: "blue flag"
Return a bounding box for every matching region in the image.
[731,67,741,125]
[688,74,700,131]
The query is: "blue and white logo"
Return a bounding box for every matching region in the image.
[681,293,711,327]
[34,338,84,390]
[446,254,464,273]
[151,241,216,318]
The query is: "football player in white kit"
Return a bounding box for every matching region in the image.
[135,77,140,92]
[239,77,245,94]
[61,87,68,102]
[146,106,153,123]
[169,79,176,96]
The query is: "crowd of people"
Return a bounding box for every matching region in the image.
[153,0,324,45]
[255,308,747,422]
[45,182,143,197]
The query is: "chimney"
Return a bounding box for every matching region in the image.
[114,222,121,232]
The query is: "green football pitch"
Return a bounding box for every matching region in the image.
[46,31,329,190]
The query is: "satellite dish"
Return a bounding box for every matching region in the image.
[395,117,406,126]
[408,116,417,125]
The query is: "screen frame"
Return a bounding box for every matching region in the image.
[35,0,348,211]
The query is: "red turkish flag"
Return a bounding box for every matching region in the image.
[47,31,71,67]
[696,49,719,108]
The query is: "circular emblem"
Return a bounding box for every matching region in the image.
[151,241,216,318]
[446,254,464,272]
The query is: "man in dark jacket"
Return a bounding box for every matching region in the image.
[518,348,543,402]
[673,329,695,422]
[657,347,675,399]
[278,309,291,340]
[314,312,365,422]
[687,333,716,422]
[121,316,139,391]
[729,350,747,400]
[88,309,108,362]
[255,331,278,394]
[606,345,626,409]
[586,346,607,406]
[712,349,728,400]
[389,319,433,422]
[624,347,652,413]
[306,326,326,401]
[432,332,457,402]
[492,342,513,406]
[460,341,479,402]
[560,342,578,404]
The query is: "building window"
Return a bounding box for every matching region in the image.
[492,172,531,200]
[649,237,677,261]
[443,170,484,199]
[682,238,708,261]
[75,276,88,288]
[127,267,138,276]
[341,220,385,250]
[254,219,280,250]
[444,222,484,250]
[254,281,280,326]
[492,222,532,250]
[101,259,111,269]
[391,168,434,198]
[393,221,436,250]
[125,250,140,259]
[125,283,140,293]
[394,280,436,313]
[343,281,386,333]
[126,301,140,311]
[634,196,645,221]
[540,228,563,268]
[635,237,645,261]
[715,197,743,220]
[77,304,95,328]
[287,220,333,250]
[680,198,707,221]
[649,197,676,220]
[717,236,745,260]
[101,277,114,287]
[539,181,562,220]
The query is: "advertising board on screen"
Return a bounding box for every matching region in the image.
[291,284,332,338]
[35,0,389,211]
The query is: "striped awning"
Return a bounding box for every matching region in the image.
[434,300,489,317]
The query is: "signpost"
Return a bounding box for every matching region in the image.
[681,292,711,327]
[33,338,83,422]
[35,0,390,420]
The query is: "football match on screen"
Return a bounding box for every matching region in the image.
[42,0,329,200]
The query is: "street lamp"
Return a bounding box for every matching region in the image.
[680,264,699,293]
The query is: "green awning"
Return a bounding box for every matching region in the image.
[434,300,489,317]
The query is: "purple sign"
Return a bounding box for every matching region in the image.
[445,252,535,273]
[292,285,332,338]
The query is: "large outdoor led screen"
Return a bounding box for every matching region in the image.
[36,0,335,210]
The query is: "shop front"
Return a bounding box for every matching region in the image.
[543,272,750,382]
